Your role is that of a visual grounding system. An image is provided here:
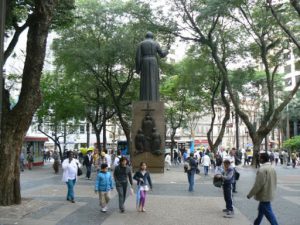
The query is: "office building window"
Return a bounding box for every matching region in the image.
[285,77,292,87]
[283,52,291,60]
[295,61,300,71]
[80,125,85,134]
[284,65,292,74]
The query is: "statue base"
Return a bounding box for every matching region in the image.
[131,101,165,173]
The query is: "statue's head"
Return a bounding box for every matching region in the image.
[145,31,154,39]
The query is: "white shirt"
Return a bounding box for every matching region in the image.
[165,154,171,165]
[62,158,81,182]
[202,155,211,166]
[227,155,236,168]
[222,151,228,159]
[114,156,121,166]
[274,152,279,159]
[105,154,112,168]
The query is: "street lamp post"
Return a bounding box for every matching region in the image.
[0,0,6,145]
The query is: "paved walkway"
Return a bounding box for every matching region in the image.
[0,162,299,225]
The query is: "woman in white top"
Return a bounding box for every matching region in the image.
[62,151,81,203]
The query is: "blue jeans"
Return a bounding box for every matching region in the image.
[223,184,233,211]
[66,179,76,200]
[187,171,195,191]
[254,202,278,225]
[204,166,209,175]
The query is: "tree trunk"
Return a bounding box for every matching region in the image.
[0,0,57,206]
[103,118,107,150]
[252,135,264,167]
[86,122,90,148]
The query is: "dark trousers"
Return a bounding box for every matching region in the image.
[232,168,237,192]
[223,184,233,211]
[116,182,128,210]
[86,165,92,178]
[254,202,278,225]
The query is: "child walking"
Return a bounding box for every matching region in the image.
[133,162,152,212]
[95,163,113,213]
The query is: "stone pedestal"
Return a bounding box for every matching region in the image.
[131,101,165,173]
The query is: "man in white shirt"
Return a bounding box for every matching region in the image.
[202,153,211,176]
[104,150,112,171]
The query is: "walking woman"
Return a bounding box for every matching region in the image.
[62,151,81,203]
[133,162,153,212]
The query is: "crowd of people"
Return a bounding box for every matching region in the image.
[44,145,296,224]
[61,149,153,214]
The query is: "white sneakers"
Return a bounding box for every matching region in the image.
[101,206,108,213]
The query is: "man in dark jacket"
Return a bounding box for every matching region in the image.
[222,159,234,218]
[83,150,93,180]
[113,157,133,213]
[186,153,198,192]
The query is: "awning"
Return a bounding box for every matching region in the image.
[24,136,49,142]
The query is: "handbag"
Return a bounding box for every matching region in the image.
[213,174,223,188]
[140,185,150,192]
[235,170,240,181]
[77,163,82,176]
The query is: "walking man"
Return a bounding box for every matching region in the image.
[113,157,133,213]
[83,150,93,180]
[247,152,278,225]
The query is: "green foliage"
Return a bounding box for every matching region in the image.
[6,0,75,30]
[37,72,85,125]
[283,136,300,150]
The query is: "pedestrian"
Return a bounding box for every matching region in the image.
[53,151,60,174]
[274,151,279,166]
[133,162,153,212]
[247,152,278,225]
[95,163,113,213]
[113,157,133,213]
[291,152,297,168]
[227,149,238,193]
[202,152,211,176]
[104,149,112,171]
[62,151,81,203]
[185,153,198,192]
[27,152,34,170]
[164,153,171,170]
[19,152,25,172]
[113,150,122,169]
[221,159,234,218]
[174,150,179,165]
[83,150,93,180]
[269,151,275,165]
[97,151,108,171]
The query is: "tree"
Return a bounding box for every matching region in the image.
[268,0,300,50]
[283,135,300,152]
[36,72,85,161]
[168,0,300,164]
[0,0,75,206]
[52,0,169,148]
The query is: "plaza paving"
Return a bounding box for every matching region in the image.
[0,162,299,225]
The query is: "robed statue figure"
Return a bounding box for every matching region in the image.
[135,32,168,101]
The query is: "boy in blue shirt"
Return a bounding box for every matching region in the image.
[95,163,113,212]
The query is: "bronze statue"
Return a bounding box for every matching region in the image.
[135,129,145,153]
[135,32,168,101]
[151,127,162,155]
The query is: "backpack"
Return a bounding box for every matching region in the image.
[213,174,223,188]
